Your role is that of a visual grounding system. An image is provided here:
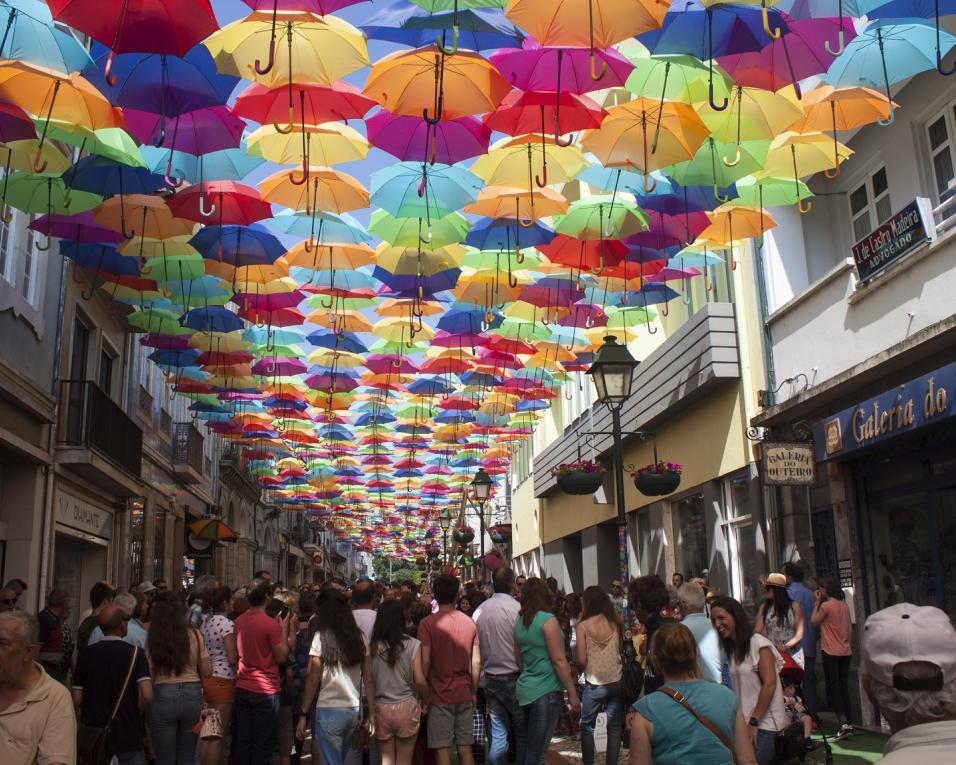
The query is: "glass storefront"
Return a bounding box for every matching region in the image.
[675,492,708,580]
[129,498,144,586]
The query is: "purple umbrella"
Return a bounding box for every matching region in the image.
[250,356,308,376]
[0,102,37,144]
[717,16,857,94]
[366,111,491,165]
[124,106,244,156]
[489,38,633,94]
[29,211,124,244]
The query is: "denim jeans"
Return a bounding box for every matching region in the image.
[755,728,778,765]
[234,687,281,765]
[314,705,361,765]
[520,691,563,765]
[579,682,623,765]
[115,751,146,765]
[485,674,525,765]
[801,654,817,715]
[149,682,203,765]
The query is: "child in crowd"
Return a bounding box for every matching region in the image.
[783,680,816,752]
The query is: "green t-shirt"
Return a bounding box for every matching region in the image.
[514,610,564,706]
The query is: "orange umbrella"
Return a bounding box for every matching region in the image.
[259,166,369,213]
[465,185,568,224]
[700,204,777,267]
[93,194,195,240]
[283,241,374,271]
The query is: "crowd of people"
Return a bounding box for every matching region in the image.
[0,564,954,765]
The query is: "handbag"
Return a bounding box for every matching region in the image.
[657,687,735,758]
[197,706,224,740]
[774,720,806,760]
[77,646,139,765]
[619,635,645,707]
[351,664,371,751]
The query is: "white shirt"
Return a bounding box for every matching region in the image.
[353,608,377,643]
[879,720,956,764]
[728,633,788,732]
[682,611,723,685]
[310,631,367,709]
[473,592,521,675]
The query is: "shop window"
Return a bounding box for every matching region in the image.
[849,167,892,242]
[926,105,956,215]
[722,474,762,613]
[129,498,144,586]
[674,492,708,580]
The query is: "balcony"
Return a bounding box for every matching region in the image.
[172,422,204,484]
[57,380,143,496]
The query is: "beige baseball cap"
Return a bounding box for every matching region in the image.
[862,603,956,690]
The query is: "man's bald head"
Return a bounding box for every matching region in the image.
[351,579,377,607]
[98,604,128,635]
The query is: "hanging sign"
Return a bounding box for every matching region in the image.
[761,442,816,485]
[851,198,935,281]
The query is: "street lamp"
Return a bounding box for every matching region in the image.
[471,468,493,582]
[438,505,453,567]
[586,335,640,600]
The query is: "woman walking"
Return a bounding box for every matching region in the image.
[709,596,788,765]
[629,622,757,765]
[514,578,581,765]
[811,577,854,740]
[148,593,213,765]
[199,587,238,765]
[296,590,376,765]
[755,573,805,669]
[575,586,623,765]
[370,599,429,765]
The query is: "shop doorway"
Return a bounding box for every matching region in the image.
[53,531,108,634]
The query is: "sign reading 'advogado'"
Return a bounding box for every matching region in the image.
[762,442,816,485]
[851,198,935,281]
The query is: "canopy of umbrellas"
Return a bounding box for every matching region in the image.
[1,0,950,558]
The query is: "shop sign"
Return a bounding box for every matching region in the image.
[761,442,816,485]
[838,559,854,589]
[55,488,113,539]
[851,198,935,282]
[814,361,956,461]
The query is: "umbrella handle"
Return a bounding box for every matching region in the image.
[273,105,295,134]
[824,131,842,179]
[36,233,51,251]
[825,29,845,57]
[708,78,728,112]
[199,193,217,218]
[303,235,315,253]
[797,197,812,214]
[553,127,574,147]
[423,92,444,126]
[436,25,459,57]
[32,148,48,174]
[877,102,895,127]
[104,50,119,87]
[289,157,309,186]
[713,184,729,203]
[589,51,607,82]
[644,173,657,194]
[419,225,432,243]
[761,6,781,40]
[722,146,741,167]
[507,269,518,289]
[165,172,184,189]
[319,294,335,309]
[535,163,548,188]
[255,38,277,76]
[518,214,535,228]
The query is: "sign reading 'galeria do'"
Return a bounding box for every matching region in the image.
[762,442,816,485]
[814,361,956,461]
[851,198,936,281]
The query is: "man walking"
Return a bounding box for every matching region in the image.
[861,603,956,763]
[782,562,819,712]
[351,578,379,642]
[678,582,722,684]
[473,568,524,765]
[73,604,153,765]
[76,581,115,653]
[419,574,481,765]
[88,592,148,648]
[0,611,75,765]
[37,590,72,684]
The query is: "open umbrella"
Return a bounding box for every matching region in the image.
[0,0,93,73]
[167,182,273,225]
[366,112,491,165]
[490,38,634,93]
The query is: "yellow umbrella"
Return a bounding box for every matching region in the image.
[93,194,195,240]
[700,205,777,244]
[117,236,196,259]
[464,185,568,224]
[376,298,444,317]
[259,166,369,213]
[372,316,436,342]
[470,135,588,188]
[283,241,374,271]
[0,140,70,174]
[307,349,367,368]
[246,121,369,166]
[760,132,853,212]
[204,10,368,88]
[580,98,710,191]
[374,243,465,276]
[307,310,374,333]
[364,46,511,121]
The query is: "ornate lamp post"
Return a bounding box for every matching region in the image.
[438,505,453,567]
[471,467,493,581]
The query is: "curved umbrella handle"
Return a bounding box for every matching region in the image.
[535,162,548,188]
[722,145,741,167]
[36,233,51,251]
[104,50,119,87]
[553,128,574,148]
[419,224,432,243]
[824,127,842,179]
[153,121,166,148]
[713,184,729,203]
[255,38,277,76]
[797,197,812,214]
[199,193,217,218]
[589,51,607,82]
[591,250,604,276]
[518,215,536,228]
[761,5,781,40]
[436,25,459,57]
[319,293,335,309]
[825,29,845,57]
[423,93,444,126]
[32,147,48,174]
[303,235,315,253]
[418,172,427,198]
[507,269,518,289]
[644,171,657,194]
[937,50,956,76]
[708,76,728,112]
[289,156,309,186]
[273,105,295,134]
[877,102,895,126]
[164,172,184,189]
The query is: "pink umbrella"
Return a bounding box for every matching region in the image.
[29,211,123,244]
[490,38,633,94]
[366,111,491,165]
[124,106,244,155]
[250,356,308,376]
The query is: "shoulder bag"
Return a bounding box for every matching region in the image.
[620,634,645,707]
[351,666,372,751]
[77,646,139,765]
[656,686,735,759]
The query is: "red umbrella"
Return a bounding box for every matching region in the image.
[484,90,605,139]
[47,0,218,83]
[237,305,305,327]
[538,235,628,272]
[167,182,272,225]
[233,81,376,126]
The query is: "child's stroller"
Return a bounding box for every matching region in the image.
[779,656,833,764]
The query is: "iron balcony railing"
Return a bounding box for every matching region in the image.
[59,380,143,477]
[173,422,204,475]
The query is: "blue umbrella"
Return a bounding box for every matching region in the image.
[0,0,92,73]
[269,209,371,244]
[306,330,369,354]
[436,307,502,333]
[464,217,555,251]
[181,306,245,333]
[363,2,523,51]
[149,348,202,367]
[60,242,139,277]
[407,378,456,396]
[824,19,956,122]
[63,156,167,196]
[370,162,483,221]
[140,146,265,185]
[373,268,462,295]
[864,0,956,70]
[645,1,790,110]
[637,180,736,215]
[189,224,285,267]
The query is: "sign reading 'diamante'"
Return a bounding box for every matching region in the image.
[814,361,956,461]
[55,488,113,539]
[851,198,935,281]
[762,442,816,485]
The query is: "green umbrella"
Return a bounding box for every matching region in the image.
[370,210,470,248]
[623,48,732,105]
[462,247,543,271]
[667,138,771,202]
[45,125,145,167]
[127,307,191,335]
[552,195,648,240]
[489,318,552,341]
[144,254,206,282]
[732,175,813,208]
[2,173,101,214]
[605,305,656,329]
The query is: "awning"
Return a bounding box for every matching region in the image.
[288,545,307,559]
[188,517,238,542]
